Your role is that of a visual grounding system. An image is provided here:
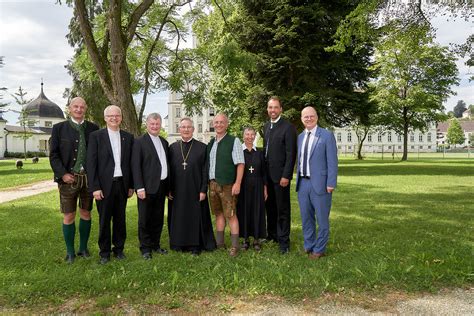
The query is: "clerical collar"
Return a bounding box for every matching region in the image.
[71,117,84,125]
[271,116,281,124]
[305,125,318,134]
[181,138,193,143]
[242,143,256,151]
[107,128,120,134]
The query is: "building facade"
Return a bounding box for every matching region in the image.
[166,92,216,144]
[1,83,65,158]
[437,120,474,147]
[334,124,438,155]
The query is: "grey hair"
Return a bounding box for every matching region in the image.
[104,105,121,116]
[179,117,194,127]
[146,112,162,122]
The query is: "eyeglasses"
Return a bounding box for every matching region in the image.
[105,115,121,118]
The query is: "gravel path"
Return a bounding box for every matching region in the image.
[0,180,57,204]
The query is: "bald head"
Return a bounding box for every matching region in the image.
[301,106,318,130]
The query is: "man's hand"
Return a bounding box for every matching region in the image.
[264,185,268,201]
[327,187,334,193]
[199,192,206,201]
[279,177,290,187]
[62,173,75,184]
[93,190,104,200]
[168,192,174,200]
[137,190,146,200]
[232,183,241,195]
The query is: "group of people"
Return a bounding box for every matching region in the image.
[49,95,338,264]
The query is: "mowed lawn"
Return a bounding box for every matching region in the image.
[0,159,53,189]
[0,158,472,311]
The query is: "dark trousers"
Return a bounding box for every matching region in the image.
[266,180,291,250]
[137,183,166,254]
[96,180,127,258]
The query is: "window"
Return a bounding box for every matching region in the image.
[175,124,179,133]
[387,132,392,143]
[39,140,48,151]
[398,146,402,149]
[427,133,432,142]
[337,145,341,149]
[337,132,341,142]
[410,133,414,142]
[348,146,352,150]
[428,146,432,149]
[398,134,402,142]
[388,146,392,149]
[377,133,382,143]
[347,132,352,143]
[209,122,214,132]
[175,108,181,118]
[198,123,202,133]
[209,107,215,116]
[367,133,372,142]
[419,134,423,142]
[411,145,415,149]
[44,121,52,127]
[419,145,423,149]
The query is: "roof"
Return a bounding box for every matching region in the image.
[4,125,46,134]
[24,83,65,119]
[437,121,474,133]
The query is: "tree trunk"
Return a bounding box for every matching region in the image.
[402,107,409,161]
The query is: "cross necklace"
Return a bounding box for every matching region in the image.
[180,139,193,170]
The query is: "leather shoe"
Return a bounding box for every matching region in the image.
[77,249,90,258]
[100,256,110,265]
[253,242,261,252]
[142,252,152,260]
[154,248,168,255]
[280,248,289,254]
[309,252,326,260]
[191,249,201,256]
[114,252,126,260]
[64,254,75,264]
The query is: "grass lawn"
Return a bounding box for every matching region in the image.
[0,158,472,312]
[0,159,53,190]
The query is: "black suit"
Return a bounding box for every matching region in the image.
[87,128,134,258]
[263,117,297,250]
[49,120,99,182]
[131,133,169,254]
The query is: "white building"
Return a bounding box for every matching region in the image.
[166,92,216,144]
[437,120,474,147]
[1,83,65,158]
[334,124,438,155]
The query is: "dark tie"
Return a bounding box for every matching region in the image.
[302,131,311,177]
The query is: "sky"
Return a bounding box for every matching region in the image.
[0,0,472,126]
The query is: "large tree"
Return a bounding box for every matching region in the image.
[453,100,467,118]
[11,87,35,160]
[446,119,465,146]
[371,25,458,161]
[68,0,192,135]
[0,57,8,112]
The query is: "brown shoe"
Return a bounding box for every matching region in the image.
[229,247,239,257]
[309,252,326,260]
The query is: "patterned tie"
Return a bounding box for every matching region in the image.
[302,131,311,177]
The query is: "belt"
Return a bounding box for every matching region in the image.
[112,176,123,182]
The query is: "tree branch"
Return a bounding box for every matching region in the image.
[126,0,155,47]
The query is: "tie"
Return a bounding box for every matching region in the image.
[302,131,311,177]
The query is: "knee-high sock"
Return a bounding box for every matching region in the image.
[78,218,91,252]
[231,234,239,248]
[216,231,225,246]
[62,222,76,255]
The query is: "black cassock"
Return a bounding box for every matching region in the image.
[168,139,216,251]
[237,148,267,239]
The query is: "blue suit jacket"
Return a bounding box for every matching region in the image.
[295,126,338,195]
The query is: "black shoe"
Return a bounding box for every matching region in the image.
[100,256,110,265]
[280,247,289,254]
[77,249,90,258]
[114,252,126,260]
[191,249,201,256]
[242,241,250,250]
[142,252,152,260]
[154,248,168,255]
[64,254,75,264]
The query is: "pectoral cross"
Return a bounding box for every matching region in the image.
[182,162,188,170]
[249,166,254,174]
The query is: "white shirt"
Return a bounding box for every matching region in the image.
[149,133,168,180]
[107,128,122,177]
[300,126,317,177]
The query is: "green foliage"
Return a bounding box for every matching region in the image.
[0,159,472,312]
[370,24,458,159]
[446,119,465,145]
[453,100,467,118]
[0,56,8,110]
[11,87,36,160]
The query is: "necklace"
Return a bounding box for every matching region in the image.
[180,139,193,170]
